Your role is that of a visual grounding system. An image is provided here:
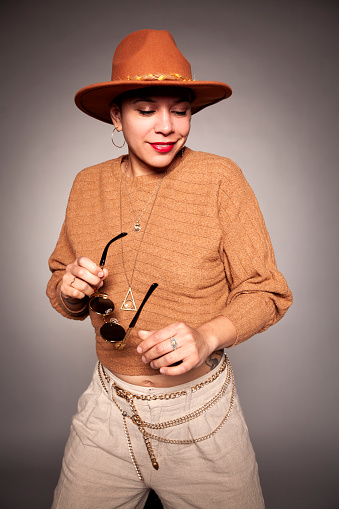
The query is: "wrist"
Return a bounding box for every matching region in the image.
[197,316,237,350]
[61,293,83,305]
[197,321,221,353]
[60,291,88,315]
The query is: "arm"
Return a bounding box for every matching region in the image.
[47,227,108,319]
[137,159,292,375]
[47,222,89,320]
[47,214,108,320]
[217,161,293,343]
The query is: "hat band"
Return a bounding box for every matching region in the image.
[126,72,194,82]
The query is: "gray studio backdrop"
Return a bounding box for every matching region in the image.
[1,1,338,508]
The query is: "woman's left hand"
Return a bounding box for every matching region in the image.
[137,321,219,376]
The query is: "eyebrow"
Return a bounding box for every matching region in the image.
[133,98,155,104]
[132,97,189,105]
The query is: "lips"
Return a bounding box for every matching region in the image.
[149,142,175,153]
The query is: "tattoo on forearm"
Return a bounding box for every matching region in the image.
[205,350,223,371]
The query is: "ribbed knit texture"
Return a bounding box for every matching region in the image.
[47,149,292,375]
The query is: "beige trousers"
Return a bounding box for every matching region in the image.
[52,356,265,509]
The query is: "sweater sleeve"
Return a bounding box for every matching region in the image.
[218,161,293,343]
[46,219,89,321]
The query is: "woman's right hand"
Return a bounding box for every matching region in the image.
[61,257,109,302]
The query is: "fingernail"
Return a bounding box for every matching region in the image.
[99,281,104,287]
[160,368,165,374]
[137,346,142,354]
[150,362,155,369]
[98,271,104,278]
[141,356,147,363]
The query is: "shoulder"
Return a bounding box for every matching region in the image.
[65,158,121,216]
[71,157,121,189]
[185,149,256,207]
[184,148,246,184]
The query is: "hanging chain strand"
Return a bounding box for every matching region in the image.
[122,414,145,482]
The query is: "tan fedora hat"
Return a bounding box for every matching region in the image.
[75,29,232,124]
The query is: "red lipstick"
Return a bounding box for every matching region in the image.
[150,143,175,153]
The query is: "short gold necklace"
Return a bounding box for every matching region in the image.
[124,159,168,233]
[119,157,177,310]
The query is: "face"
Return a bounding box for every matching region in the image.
[110,87,191,176]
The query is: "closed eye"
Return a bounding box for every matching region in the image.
[172,110,188,116]
[138,110,155,116]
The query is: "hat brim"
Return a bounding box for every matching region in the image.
[74,80,232,124]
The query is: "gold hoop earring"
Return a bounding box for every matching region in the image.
[111,128,126,148]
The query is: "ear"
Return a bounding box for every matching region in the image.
[110,104,122,130]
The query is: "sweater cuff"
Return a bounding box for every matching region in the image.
[47,279,89,321]
[221,294,277,345]
[60,289,89,317]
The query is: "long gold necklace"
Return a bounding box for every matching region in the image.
[119,158,172,310]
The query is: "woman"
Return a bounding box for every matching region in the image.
[47,29,292,509]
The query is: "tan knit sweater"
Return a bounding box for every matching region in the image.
[47,148,292,375]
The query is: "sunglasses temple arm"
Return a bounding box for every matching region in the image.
[99,232,128,268]
[90,232,128,297]
[129,283,158,328]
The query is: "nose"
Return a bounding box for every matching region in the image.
[154,109,174,136]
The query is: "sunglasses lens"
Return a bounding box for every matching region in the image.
[90,295,114,314]
[100,322,126,343]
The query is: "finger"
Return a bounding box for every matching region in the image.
[72,276,104,297]
[148,347,182,369]
[76,256,108,279]
[148,333,196,368]
[159,345,203,374]
[159,360,192,376]
[138,336,177,363]
[138,330,154,340]
[60,280,86,301]
[137,323,182,354]
[61,272,104,300]
[140,338,178,365]
[70,264,105,289]
[150,349,196,374]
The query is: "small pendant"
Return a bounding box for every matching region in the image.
[134,222,141,232]
[121,288,137,311]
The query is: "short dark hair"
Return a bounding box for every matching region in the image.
[111,86,193,109]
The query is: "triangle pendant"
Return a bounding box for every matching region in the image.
[121,287,137,311]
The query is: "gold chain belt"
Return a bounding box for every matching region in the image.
[97,356,235,482]
[99,356,228,398]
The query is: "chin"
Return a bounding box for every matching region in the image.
[149,146,183,166]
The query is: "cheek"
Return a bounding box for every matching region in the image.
[180,118,191,137]
[122,122,147,147]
